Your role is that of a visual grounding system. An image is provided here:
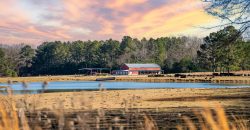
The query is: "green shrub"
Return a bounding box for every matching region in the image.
[3,69,17,77]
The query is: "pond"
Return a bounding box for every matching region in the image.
[0,81,250,94]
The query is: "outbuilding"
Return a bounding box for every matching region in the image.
[112,63,162,75]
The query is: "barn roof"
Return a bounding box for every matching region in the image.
[124,63,161,68]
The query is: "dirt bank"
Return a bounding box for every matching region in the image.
[0,75,250,84]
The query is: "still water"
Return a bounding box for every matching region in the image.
[0,81,249,94]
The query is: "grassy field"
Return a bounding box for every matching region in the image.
[0,75,250,129]
[13,88,250,110]
[0,86,249,130]
[0,87,246,129]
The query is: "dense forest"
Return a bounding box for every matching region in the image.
[0,26,249,77]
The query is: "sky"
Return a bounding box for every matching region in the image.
[0,0,218,45]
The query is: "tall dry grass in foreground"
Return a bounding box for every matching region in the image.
[0,82,249,130]
[0,85,31,130]
[175,104,249,130]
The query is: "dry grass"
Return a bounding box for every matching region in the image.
[140,104,249,130]
[0,82,249,130]
[144,115,158,130]
[176,104,249,130]
[0,75,102,83]
[13,87,250,110]
[0,88,31,130]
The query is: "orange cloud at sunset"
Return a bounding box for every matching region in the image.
[145,10,215,37]
[123,0,214,38]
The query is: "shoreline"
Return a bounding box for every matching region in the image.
[0,75,250,84]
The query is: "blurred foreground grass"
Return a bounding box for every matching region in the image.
[0,82,249,130]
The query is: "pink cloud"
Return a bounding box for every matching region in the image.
[97,18,114,35]
[0,0,216,44]
[62,0,97,21]
[106,0,148,9]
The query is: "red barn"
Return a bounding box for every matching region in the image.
[112,63,162,75]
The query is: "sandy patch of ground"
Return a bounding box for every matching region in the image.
[13,88,250,111]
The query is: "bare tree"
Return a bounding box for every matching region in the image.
[205,0,250,36]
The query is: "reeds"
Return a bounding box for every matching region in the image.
[177,104,249,130]
[144,115,158,130]
[0,85,30,130]
[0,100,20,130]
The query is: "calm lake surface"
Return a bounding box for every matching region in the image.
[0,81,250,94]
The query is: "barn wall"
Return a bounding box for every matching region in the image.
[130,71,139,75]
[119,64,161,75]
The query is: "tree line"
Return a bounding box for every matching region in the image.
[0,26,249,77]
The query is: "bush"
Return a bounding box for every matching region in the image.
[3,69,17,77]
